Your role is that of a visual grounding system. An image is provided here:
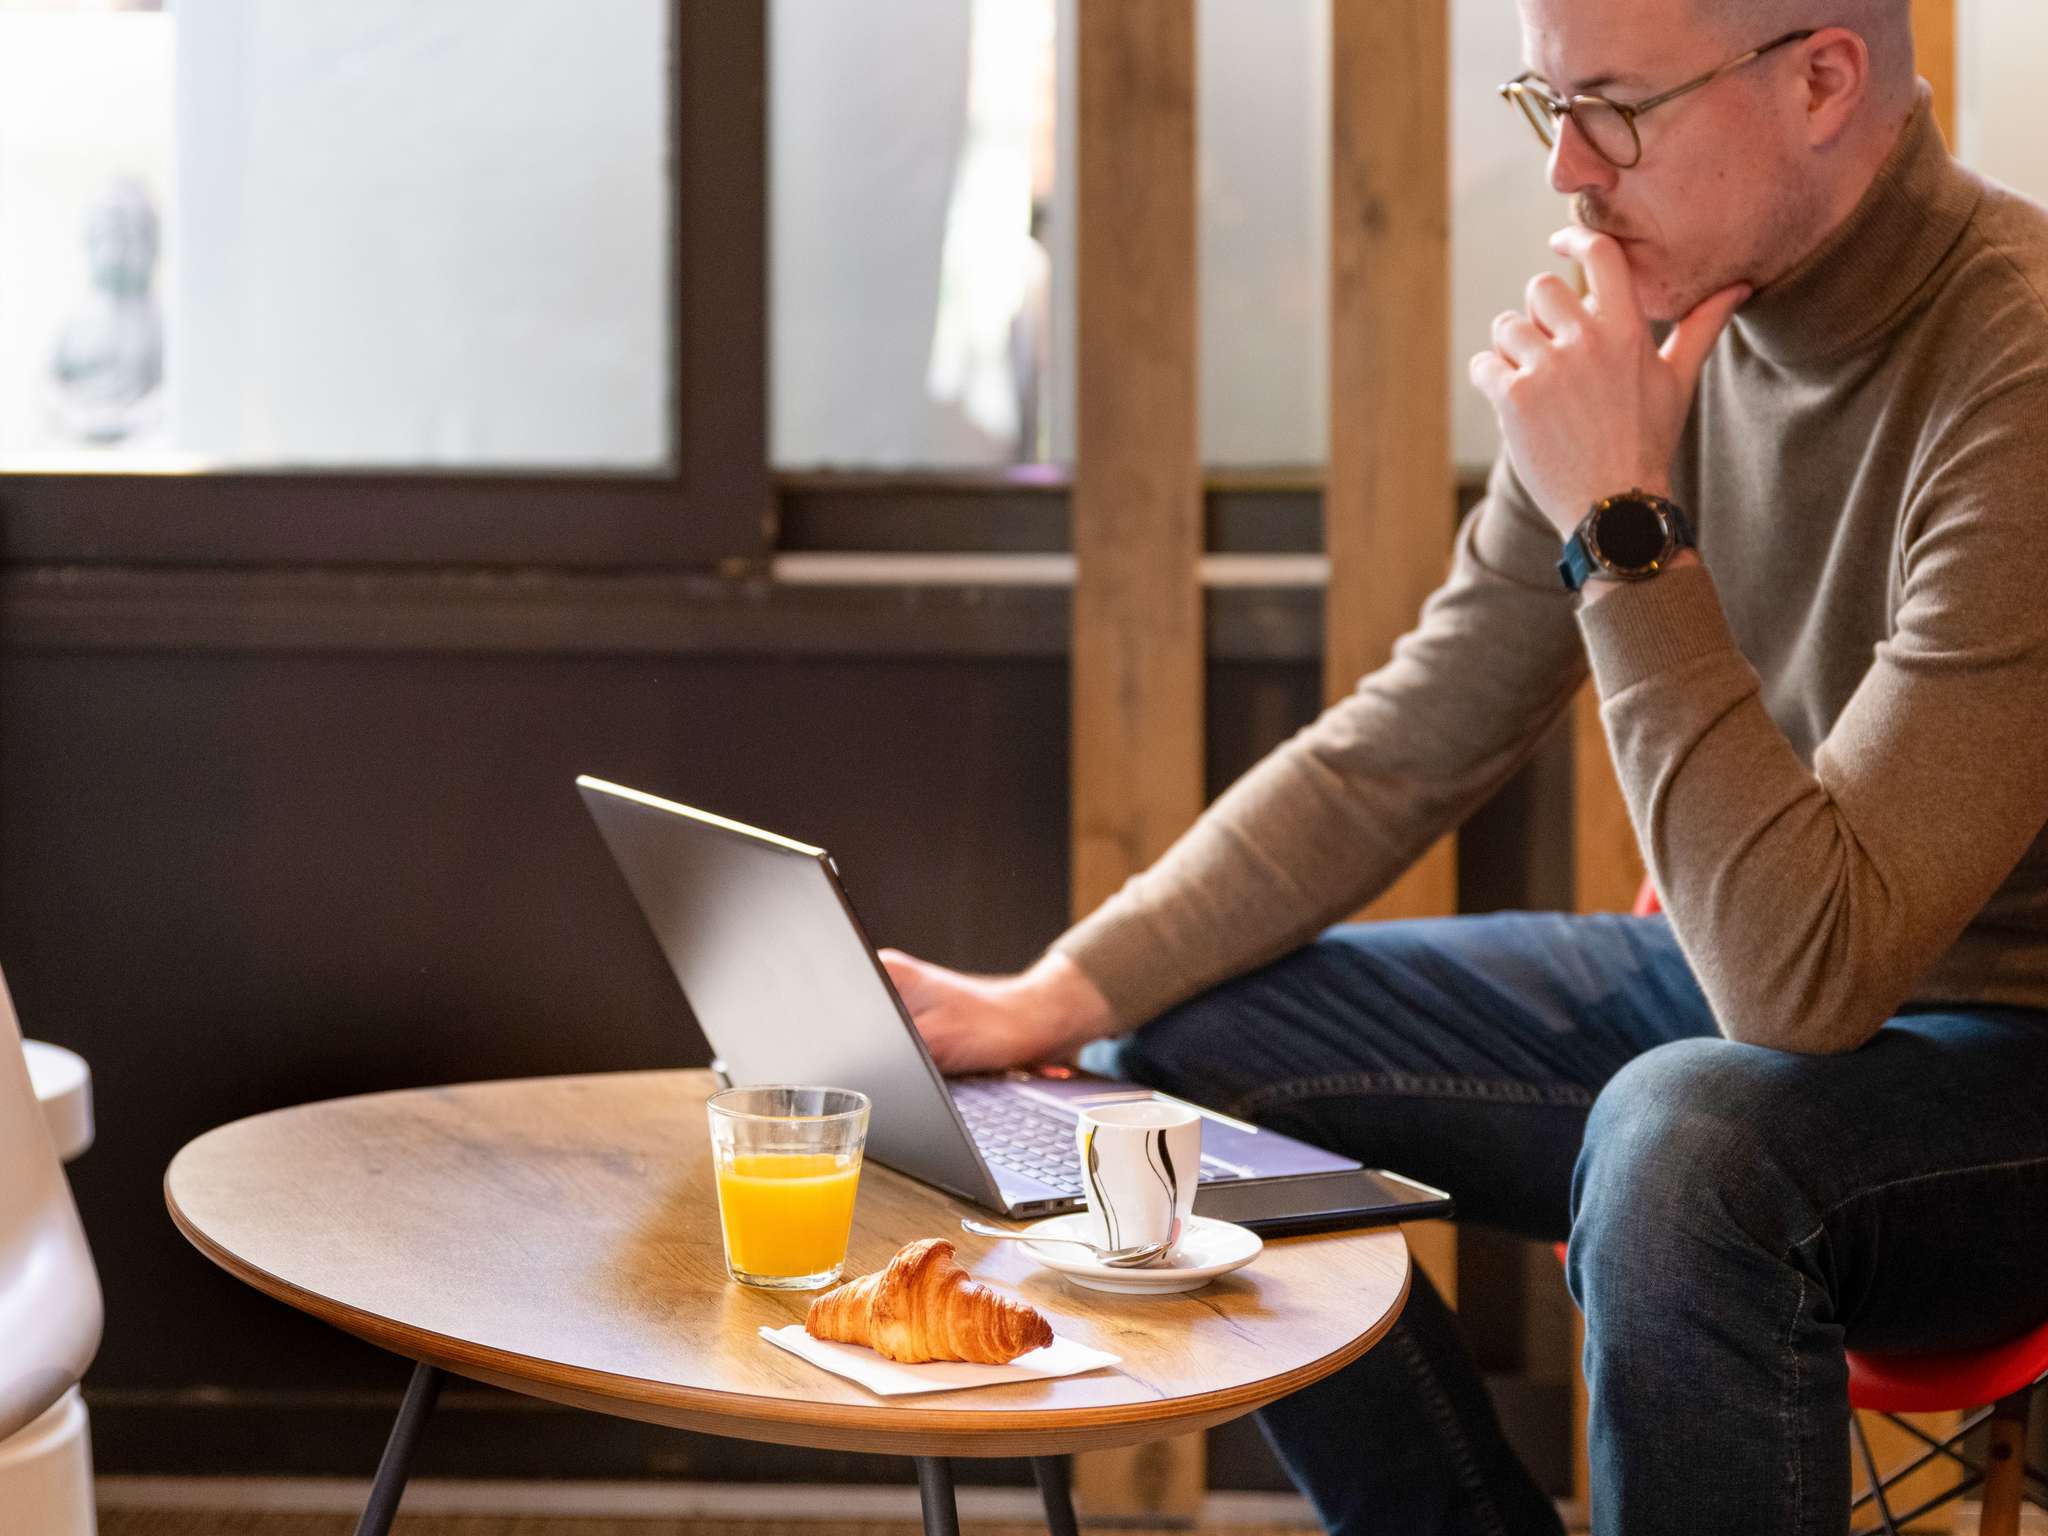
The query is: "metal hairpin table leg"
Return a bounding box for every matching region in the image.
[353,1360,445,1536]
[1031,1455,1081,1536]
[914,1456,962,1536]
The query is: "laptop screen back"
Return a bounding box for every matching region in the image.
[576,777,997,1205]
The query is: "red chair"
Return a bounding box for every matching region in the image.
[1614,881,2048,1535]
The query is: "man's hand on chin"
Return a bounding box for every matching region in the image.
[1468,226,1750,542]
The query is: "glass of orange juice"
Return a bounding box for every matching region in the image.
[707,1085,870,1289]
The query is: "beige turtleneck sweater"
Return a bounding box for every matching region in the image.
[1056,87,2048,1056]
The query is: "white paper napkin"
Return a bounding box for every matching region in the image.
[760,1324,1122,1397]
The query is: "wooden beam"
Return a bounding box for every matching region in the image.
[1571,683,1644,917]
[1070,0,1205,1519]
[1328,0,1459,1303]
[1913,0,1958,145]
[1327,0,1456,929]
[1068,0,1203,923]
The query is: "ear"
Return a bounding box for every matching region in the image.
[1798,26,1870,148]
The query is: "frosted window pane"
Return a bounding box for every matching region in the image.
[0,1,670,470]
[1198,0,1577,473]
[771,0,1058,471]
[773,0,1582,475]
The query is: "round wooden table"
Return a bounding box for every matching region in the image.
[167,1070,1409,1536]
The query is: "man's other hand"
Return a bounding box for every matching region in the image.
[878,948,1116,1075]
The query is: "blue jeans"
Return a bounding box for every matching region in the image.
[1098,912,2048,1536]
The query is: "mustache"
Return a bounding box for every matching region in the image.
[1571,197,1636,241]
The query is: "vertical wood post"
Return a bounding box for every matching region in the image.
[1068,1,1203,925]
[1069,0,1205,1519]
[1329,0,1459,1305]
[1912,0,1957,144]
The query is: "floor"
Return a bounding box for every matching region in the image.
[92,1507,2048,1536]
[92,1507,2048,1531]
[98,1523,1290,1536]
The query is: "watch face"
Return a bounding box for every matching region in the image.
[1592,499,1668,571]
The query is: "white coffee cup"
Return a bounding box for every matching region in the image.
[1075,1100,1201,1254]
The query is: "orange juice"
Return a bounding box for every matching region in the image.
[714,1151,862,1280]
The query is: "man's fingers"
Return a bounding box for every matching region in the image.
[1490,310,1548,368]
[1525,272,1586,338]
[1549,227,1638,322]
[1659,281,1753,390]
[1469,350,1514,402]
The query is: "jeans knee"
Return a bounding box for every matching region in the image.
[1569,1038,1822,1295]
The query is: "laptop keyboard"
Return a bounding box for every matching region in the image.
[953,1084,1087,1194]
[952,1081,1243,1195]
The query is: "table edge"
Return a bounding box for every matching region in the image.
[164,1145,1411,1446]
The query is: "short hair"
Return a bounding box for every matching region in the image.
[1696,0,1915,98]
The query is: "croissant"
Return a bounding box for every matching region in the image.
[805,1238,1054,1364]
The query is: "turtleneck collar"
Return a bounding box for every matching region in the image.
[1730,81,1981,369]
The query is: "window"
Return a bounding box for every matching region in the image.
[0,0,671,471]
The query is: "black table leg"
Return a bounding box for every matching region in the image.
[1031,1455,1081,1536]
[914,1456,962,1536]
[353,1361,445,1536]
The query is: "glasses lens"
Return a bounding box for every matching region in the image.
[1507,85,1555,148]
[1568,98,1639,166]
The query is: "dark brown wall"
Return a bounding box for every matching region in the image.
[1,599,1403,1484]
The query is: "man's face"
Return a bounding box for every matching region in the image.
[1516,0,1810,322]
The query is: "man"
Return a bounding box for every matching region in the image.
[886,0,2048,1530]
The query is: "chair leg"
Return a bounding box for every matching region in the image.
[1978,1389,2031,1536]
[1850,1411,1907,1536]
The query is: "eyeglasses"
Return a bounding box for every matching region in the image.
[1499,30,1815,169]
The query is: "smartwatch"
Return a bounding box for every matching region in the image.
[1558,488,1695,592]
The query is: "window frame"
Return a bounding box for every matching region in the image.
[0,0,767,571]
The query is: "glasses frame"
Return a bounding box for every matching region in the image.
[1499,30,1817,169]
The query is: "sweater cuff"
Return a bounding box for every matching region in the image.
[1050,902,1191,1034]
[1577,562,1742,697]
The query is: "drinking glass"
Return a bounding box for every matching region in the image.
[707,1085,870,1289]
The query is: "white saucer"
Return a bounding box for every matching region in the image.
[1017,1213,1263,1294]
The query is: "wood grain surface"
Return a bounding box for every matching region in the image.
[1327,0,1461,1314]
[165,1071,1409,1460]
[1070,2,1207,1505]
[1069,0,1204,925]
[1327,0,1457,932]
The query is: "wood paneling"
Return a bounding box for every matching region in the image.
[1069,0,1203,923]
[1913,0,1957,145]
[1571,683,1644,918]
[1327,0,1457,931]
[1328,0,1459,1304]
[1070,0,1205,1514]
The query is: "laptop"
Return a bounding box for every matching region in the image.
[577,775,1453,1235]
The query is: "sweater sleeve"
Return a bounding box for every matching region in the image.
[1579,378,2048,1054]
[1052,452,1589,1028]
